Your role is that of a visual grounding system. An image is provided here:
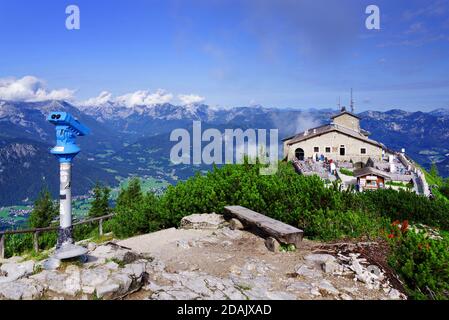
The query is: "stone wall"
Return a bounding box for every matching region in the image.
[333,114,360,132]
[287,131,383,163]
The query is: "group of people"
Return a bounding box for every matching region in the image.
[311,153,338,176]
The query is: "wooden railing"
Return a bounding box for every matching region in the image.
[0,214,114,259]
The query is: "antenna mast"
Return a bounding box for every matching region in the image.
[350,88,355,113]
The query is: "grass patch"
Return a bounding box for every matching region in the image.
[339,168,354,176]
[22,250,50,262]
[90,233,114,245]
[386,181,409,187]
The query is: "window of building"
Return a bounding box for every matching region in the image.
[361,148,367,154]
[325,147,331,153]
[314,147,319,153]
[340,145,345,156]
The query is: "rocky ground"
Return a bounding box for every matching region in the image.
[0,214,407,300]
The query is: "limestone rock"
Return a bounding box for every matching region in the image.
[229,218,244,230]
[388,288,402,300]
[339,293,353,300]
[96,280,121,299]
[0,278,44,300]
[295,265,322,279]
[122,262,146,279]
[180,213,225,230]
[63,267,82,297]
[265,237,281,253]
[310,287,321,296]
[89,243,138,264]
[109,272,133,295]
[0,260,35,283]
[30,270,67,295]
[287,281,312,292]
[322,259,341,274]
[81,268,110,294]
[42,258,61,271]
[304,254,336,266]
[87,243,97,251]
[220,228,243,240]
[104,261,120,271]
[318,280,339,296]
[176,240,191,249]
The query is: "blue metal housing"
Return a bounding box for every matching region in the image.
[47,112,90,163]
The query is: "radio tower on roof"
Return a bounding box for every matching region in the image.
[350,88,355,113]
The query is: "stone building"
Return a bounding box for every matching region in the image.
[283,108,391,166]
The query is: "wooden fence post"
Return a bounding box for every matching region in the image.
[33,231,39,253]
[0,235,4,259]
[99,219,103,236]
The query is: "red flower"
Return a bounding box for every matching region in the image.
[388,233,395,239]
[401,220,409,233]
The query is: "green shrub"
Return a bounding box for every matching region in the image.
[299,209,388,242]
[28,188,58,229]
[38,230,58,250]
[110,178,160,238]
[73,223,98,241]
[440,180,449,200]
[88,183,111,218]
[4,233,33,258]
[157,161,343,229]
[388,229,449,300]
[358,189,449,230]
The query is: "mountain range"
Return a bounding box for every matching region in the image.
[0,99,448,206]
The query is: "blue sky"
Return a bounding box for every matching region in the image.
[0,0,449,111]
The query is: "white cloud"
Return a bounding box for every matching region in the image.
[0,76,75,102]
[116,89,173,108]
[1,76,204,109]
[178,94,206,105]
[81,91,113,106]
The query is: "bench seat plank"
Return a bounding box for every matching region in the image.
[224,206,304,247]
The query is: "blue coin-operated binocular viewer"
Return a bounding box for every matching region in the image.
[48,112,90,162]
[47,112,90,261]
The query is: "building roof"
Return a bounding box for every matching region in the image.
[331,110,361,120]
[360,129,371,136]
[283,123,384,149]
[353,167,391,180]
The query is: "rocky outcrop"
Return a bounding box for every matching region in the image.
[0,214,408,301]
[180,213,226,230]
[0,243,152,300]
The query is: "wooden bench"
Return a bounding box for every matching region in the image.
[224,206,303,247]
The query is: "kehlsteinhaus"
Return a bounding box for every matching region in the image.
[282,107,390,166]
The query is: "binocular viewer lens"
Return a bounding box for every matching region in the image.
[51,114,62,120]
